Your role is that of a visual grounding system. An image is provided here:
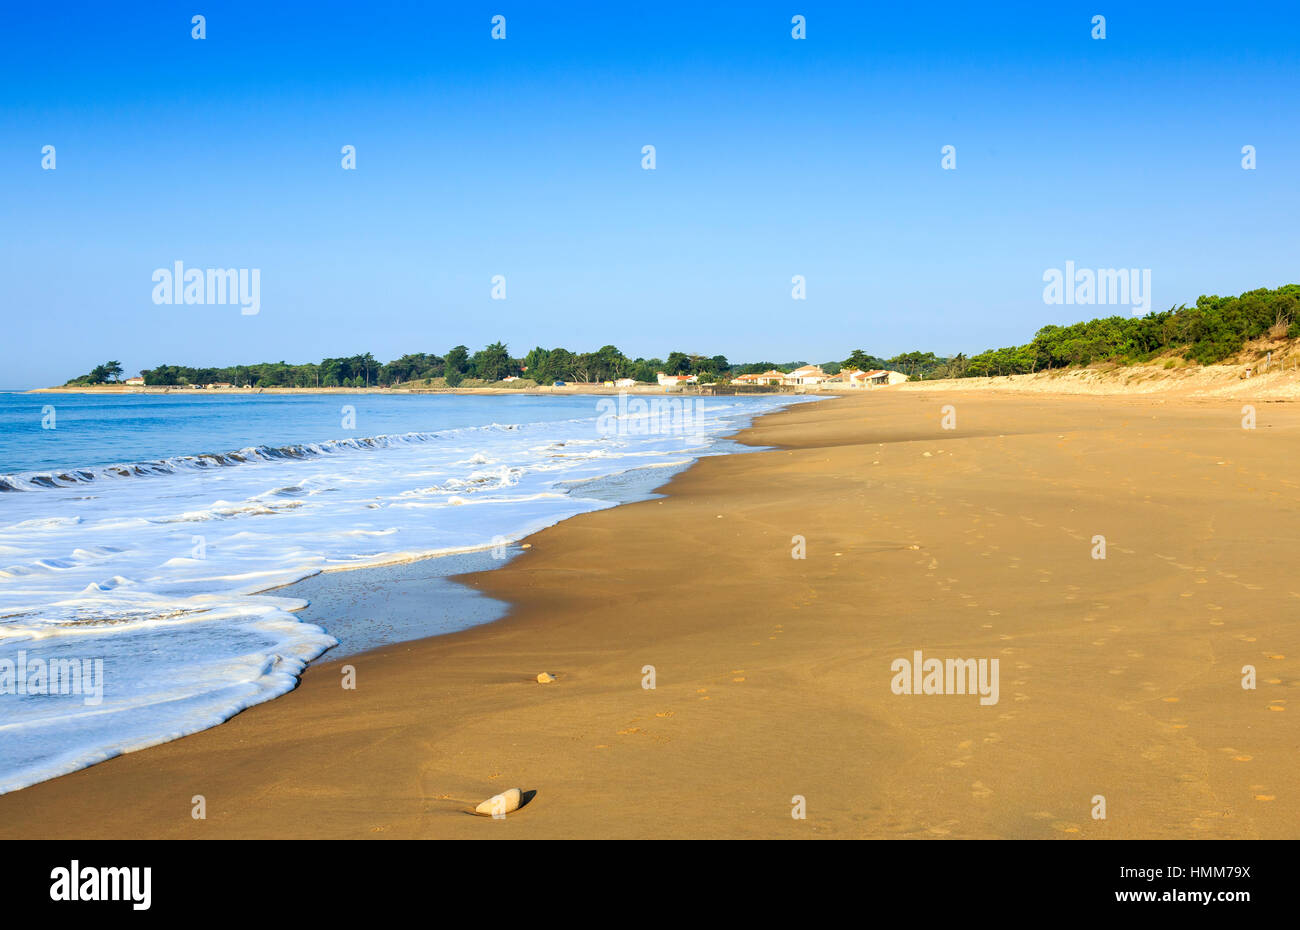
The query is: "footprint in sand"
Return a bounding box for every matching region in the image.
[971,781,993,800]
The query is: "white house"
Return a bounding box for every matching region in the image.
[656,372,698,388]
[783,365,829,386]
[814,368,909,389]
[729,369,787,386]
[124,376,145,386]
[614,377,637,388]
[865,369,908,386]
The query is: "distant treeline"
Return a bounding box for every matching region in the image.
[62,285,1299,387]
[65,343,951,388]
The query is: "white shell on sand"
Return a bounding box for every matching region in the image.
[475,787,522,816]
[536,672,557,683]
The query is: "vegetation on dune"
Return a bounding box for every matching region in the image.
[961,285,1300,377]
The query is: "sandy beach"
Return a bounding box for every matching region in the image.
[2,388,1296,839]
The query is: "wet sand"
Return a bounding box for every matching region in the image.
[1,389,1296,838]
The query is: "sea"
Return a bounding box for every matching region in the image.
[0,390,815,794]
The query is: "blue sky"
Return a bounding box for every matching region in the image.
[2,1,1298,387]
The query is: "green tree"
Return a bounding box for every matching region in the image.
[445,345,469,378]
[664,351,692,375]
[842,349,886,371]
[470,342,513,381]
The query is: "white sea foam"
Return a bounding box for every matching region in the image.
[0,396,812,793]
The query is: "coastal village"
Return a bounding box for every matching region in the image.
[75,365,911,394]
[658,365,909,390]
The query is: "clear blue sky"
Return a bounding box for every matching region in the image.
[3,1,1297,387]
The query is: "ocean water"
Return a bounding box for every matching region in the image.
[0,391,815,794]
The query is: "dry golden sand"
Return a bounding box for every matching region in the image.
[1,390,1296,838]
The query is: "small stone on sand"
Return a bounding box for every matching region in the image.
[536,672,556,683]
[474,787,522,816]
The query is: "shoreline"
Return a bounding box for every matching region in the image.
[0,395,801,796]
[0,389,1295,838]
[280,456,704,663]
[23,384,808,397]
